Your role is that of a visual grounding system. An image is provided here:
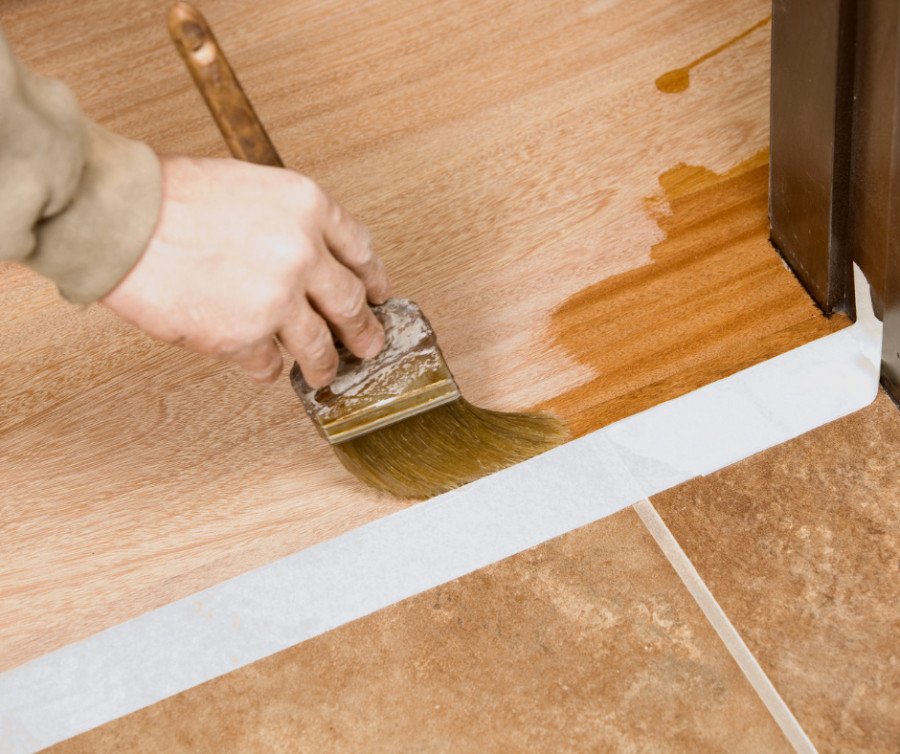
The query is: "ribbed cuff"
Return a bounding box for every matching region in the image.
[28,123,163,305]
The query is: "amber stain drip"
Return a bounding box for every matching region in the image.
[539,149,850,438]
[656,15,772,93]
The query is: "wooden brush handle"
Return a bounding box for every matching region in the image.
[168,2,283,168]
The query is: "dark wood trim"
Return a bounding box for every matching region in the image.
[769,0,856,318]
[879,2,900,399]
[770,0,900,406]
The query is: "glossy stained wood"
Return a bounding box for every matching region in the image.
[541,150,848,437]
[0,0,840,672]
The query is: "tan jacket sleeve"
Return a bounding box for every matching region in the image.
[0,27,162,304]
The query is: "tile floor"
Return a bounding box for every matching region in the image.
[653,390,900,753]
[53,392,900,752]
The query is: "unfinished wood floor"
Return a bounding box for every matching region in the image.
[0,0,845,674]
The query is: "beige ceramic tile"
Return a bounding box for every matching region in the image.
[652,390,900,753]
[52,508,791,753]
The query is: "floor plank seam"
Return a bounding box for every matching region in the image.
[634,498,817,754]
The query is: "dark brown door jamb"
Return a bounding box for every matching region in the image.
[769,0,856,319]
[770,0,900,405]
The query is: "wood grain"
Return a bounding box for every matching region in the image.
[0,0,841,672]
[542,151,849,437]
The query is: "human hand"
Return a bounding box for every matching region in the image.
[102,154,391,388]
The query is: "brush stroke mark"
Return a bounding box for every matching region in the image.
[656,15,771,94]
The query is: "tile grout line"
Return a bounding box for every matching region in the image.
[633,498,817,754]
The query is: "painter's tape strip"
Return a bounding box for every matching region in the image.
[0,268,881,754]
[0,433,644,752]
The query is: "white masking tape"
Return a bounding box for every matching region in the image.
[0,266,882,753]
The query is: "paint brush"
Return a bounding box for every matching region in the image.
[168,2,569,498]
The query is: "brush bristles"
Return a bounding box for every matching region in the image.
[332,398,570,499]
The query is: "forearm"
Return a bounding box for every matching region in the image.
[0,26,162,304]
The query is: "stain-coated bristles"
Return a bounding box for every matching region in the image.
[332,398,570,499]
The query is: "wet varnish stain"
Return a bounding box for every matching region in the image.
[540,150,850,438]
[656,15,771,93]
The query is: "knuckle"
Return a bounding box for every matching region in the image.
[359,258,384,289]
[306,330,337,367]
[357,223,373,249]
[280,255,313,290]
[245,355,281,384]
[347,225,374,263]
[261,281,295,314]
[219,322,273,359]
[217,340,248,361]
[347,242,376,276]
[208,333,242,357]
[296,240,322,269]
[337,283,369,323]
[291,175,329,214]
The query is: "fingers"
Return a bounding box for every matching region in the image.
[278,305,340,389]
[315,190,392,305]
[302,239,386,361]
[231,338,284,385]
[230,216,387,389]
